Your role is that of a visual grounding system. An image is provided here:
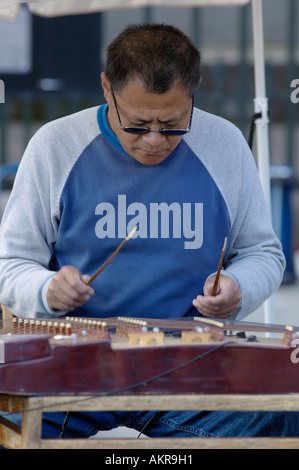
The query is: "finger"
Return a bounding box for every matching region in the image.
[193,296,221,315]
[47,292,85,312]
[62,268,94,296]
[192,295,238,318]
[47,267,94,311]
[192,301,232,319]
[81,274,93,286]
[50,275,90,301]
[47,282,92,311]
[204,277,218,296]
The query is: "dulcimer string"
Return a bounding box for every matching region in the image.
[1,314,298,338]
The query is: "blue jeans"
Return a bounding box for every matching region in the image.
[3,410,299,439]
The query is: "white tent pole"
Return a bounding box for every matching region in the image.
[251,0,275,326]
[252,0,270,206]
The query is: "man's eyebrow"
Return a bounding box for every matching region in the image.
[129,112,184,125]
[130,116,152,124]
[118,100,188,124]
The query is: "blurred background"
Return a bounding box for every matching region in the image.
[0,0,298,324]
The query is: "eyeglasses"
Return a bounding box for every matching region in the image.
[111,88,194,136]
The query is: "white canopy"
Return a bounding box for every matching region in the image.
[1,1,250,20]
[0,0,273,323]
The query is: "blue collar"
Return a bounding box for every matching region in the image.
[97,104,128,155]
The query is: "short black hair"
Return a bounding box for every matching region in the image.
[105,23,201,98]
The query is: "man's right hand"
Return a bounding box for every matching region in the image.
[46,265,94,312]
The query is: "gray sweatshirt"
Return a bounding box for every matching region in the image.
[0,105,285,319]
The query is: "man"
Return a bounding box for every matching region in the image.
[0,24,296,439]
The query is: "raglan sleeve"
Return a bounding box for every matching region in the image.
[0,127,62,318]
[222,137,286,320]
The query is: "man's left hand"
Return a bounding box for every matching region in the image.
[192,275,242,319]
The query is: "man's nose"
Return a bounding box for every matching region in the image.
[141,130,166,146]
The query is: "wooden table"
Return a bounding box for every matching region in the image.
[1,392,299,449]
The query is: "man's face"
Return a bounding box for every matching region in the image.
[101,72,193,166]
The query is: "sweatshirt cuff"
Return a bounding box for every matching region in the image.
[41,274,67,317]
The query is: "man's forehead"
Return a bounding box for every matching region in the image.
[116,80,190,114]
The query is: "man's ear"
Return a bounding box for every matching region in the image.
[101,72,111,101]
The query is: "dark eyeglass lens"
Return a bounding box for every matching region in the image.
[122,127,188,136]
[122,127,150,134]
[161,130,187,136]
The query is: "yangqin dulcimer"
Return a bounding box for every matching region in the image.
[0,315,299,396]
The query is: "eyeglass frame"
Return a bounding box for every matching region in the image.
[110,87,194,136]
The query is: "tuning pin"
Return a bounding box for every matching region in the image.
[283,325,293,347]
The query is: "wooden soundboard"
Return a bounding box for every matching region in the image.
[0,315,298,396]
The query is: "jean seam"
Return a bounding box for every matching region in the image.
[64,422,100,438]
[158,417,218,438]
